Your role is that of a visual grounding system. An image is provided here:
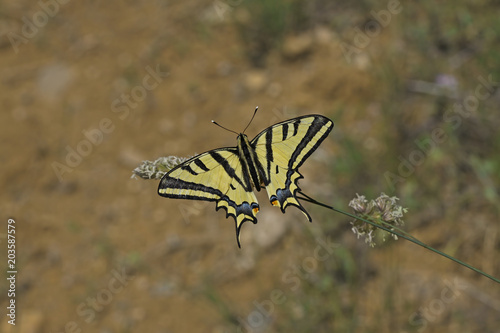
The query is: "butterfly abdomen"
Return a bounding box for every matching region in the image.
[237,133,265,192]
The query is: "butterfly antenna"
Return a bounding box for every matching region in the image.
[211,120,239,135]
[242,106,259,134]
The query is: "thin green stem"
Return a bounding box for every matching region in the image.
[297,192,500,285]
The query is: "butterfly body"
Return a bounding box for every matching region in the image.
[236,133,265,192]
[158,114,333,247]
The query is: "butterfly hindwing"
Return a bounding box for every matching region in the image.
[251,115,334,219]
[158,148,259,246]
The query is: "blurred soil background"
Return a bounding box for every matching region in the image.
[0,0,499,332]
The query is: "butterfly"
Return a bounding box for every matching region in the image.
[158,110,334,247]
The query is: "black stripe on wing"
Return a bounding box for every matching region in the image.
[288,116,333,171]
[263,129,273,185]
[292,119,300,136]
[194,158,210,172]
[180,164,199,176]
[209,151,251,191]
[281,123,288,141]
[159,178,223,200]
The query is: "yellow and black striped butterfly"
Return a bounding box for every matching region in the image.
[158,111,333,247]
